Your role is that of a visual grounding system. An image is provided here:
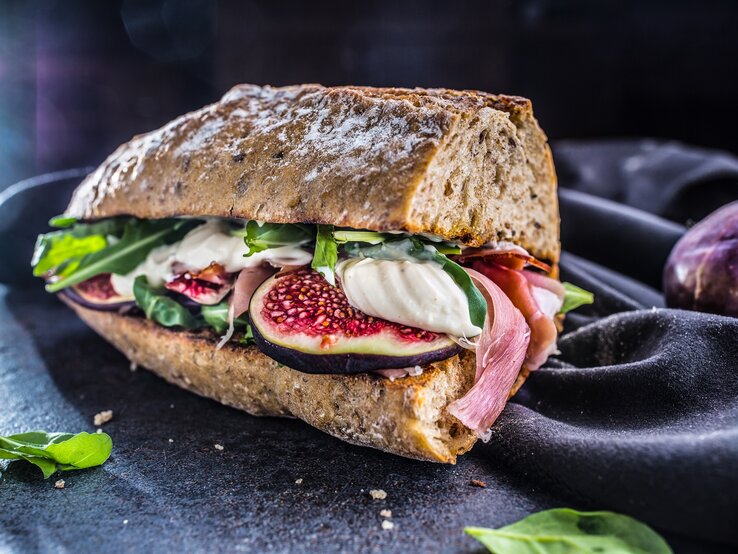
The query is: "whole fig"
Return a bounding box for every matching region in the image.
[663,201,738,316]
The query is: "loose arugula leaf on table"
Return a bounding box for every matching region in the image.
[312,224,339,285]
[465,508,672,554]
[0,431,113,479]
[48,214,77,228]
[232,221,313,256]
[133,276,201,329]
[344,237,487,329]
[561,282,595,314]
[201,301,250,334]
[46,218,200,292]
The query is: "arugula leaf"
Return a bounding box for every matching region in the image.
[465,509,672,554]
[233,221,313,256]
[312,224,339,286]
[133,276,201,329]
[0,431,113,479]
[344,238,487,329]
[240,325,255,345]
[48,214,77,228]
[561,282,595,314]
[201,301,250,334]
[46,219,199,292]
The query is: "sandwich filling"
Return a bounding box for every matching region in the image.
[33,215,593,437]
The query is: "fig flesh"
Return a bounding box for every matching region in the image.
[59,273,136,312]
[249,268,461,374]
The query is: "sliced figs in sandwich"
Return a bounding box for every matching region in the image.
[31,84,593,463]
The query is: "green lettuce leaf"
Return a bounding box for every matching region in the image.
[465,508,672,554]
[133,276,201,329]
[48,214,77,228]
[312,224,339,285]
[200,301,250,334]
[0,431,113,479]
[561,282,595,314]
[233,221,313,256]
[332,229,387,245]
[46,219,199,292]
[344,238,487,329]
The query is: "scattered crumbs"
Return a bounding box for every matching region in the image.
[123,520,129,525]
[295,478,303,485]
[54,479,65,489]
[168,438,174,443]
[93,410,113,426]
[369,489,387,500]
[129,361,138,372]
[96,428,103,434]
[381,520,394,530]
[469,479,488,488]
[214,444,224,451]
[380,509,392,518]
[170,404,175,409]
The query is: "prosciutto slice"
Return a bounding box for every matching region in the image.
[447,268,530,436]
[455,245,552,273]
[230,265,277,317]
[471,260,562,371]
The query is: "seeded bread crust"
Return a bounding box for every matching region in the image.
[66,84,559,262]
[64,298,529,463]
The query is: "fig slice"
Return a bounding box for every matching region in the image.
[58,273,136,312]
[249,267,462,374]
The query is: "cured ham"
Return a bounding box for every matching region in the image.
[454,245,552,273]
[447,268,530,436]
[471,260,562,371]
[230,265,278,317]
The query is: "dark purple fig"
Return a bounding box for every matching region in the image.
[249,268,461,374]
[664,201,738,317]
[58,273,136,312]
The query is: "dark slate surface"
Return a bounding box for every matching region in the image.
[0,286,562,553]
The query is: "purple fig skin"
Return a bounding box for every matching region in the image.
[58,287,136,313]
[663,201,738,317]
[251,323,462,374]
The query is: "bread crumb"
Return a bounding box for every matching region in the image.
[295,478,303,484]
[170,404,174,409]
[214,443,224,451]
[380,509,392,518]
[129,361,138,372]
[469,479,487,488]
[123,520,128,525]
[96,428,103,434]
[369,489,387,500]
[168,438,174,443]
[93,410,113,426]
[54,479,65,489]
[381,520,394,530]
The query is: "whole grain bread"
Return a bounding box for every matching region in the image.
[66,84,559,262]
[64,298,529,463]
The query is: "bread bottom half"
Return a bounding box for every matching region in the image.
[65,299,528,463]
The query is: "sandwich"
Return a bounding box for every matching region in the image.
[31,84,592,463]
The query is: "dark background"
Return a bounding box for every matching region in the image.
[1,0,737,190]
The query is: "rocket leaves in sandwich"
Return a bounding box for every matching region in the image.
[48,214,78,228]
[561,282,595,314]
[133,276,201,329]
[0,431,113,479]
[45,218,201,293]
[312,224,339,286]
[233,221,313,256]
[200,301,250,334]
[465,508,672,554]
[344,237,487,329]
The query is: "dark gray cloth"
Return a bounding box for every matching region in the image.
[481,141,738,547]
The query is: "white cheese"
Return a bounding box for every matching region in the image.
[110,220,313,298]
[336,258,482,338]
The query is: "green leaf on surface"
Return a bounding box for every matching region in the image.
[560,282,595,314]
[48,215,77,228]
[465,508,672,554]
[46,218,199,292]
[233,221,313,256]
[133,276,201,329]
[0,431,113,479]
[312,224,339,285]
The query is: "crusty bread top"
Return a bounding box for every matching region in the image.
[67,84,559,261]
